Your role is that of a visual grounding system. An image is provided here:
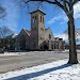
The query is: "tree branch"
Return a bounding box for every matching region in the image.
[22,0,56,4]
[72,0,79,5]
[54,0,67,12]
[63,0,68,13]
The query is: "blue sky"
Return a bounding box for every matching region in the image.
[0,0,80,41]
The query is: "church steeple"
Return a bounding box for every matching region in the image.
[30,9,46,15]
[30,9,46,49]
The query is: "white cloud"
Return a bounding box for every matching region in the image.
[48,1,80,25]
[55,29,80,44]
[74,1,80,19]
[47,12,68,25]
[48,15,62,24]
[55,30,80,41]
[55,33,68,41]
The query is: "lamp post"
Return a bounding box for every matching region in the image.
[19,43,20,54]
[15,37,20,54]
[15,38,17,53]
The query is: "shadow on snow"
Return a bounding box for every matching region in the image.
[6,63,73,80]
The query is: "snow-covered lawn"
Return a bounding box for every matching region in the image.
[0,59,80,80]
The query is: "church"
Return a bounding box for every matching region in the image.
[17,9,65,50]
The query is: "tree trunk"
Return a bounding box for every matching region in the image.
[67,15,78,64]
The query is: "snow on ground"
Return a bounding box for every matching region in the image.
[0,51,56,56]
[0,52,27,56]
[0,59,80,80]
[0,50,80,57]
[0,52,19,56]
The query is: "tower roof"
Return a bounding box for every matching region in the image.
[30,9,46,15]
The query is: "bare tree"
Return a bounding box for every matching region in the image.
[0,26,13,38]
[0,26,13,50]
[20,0,80,64]
[0,6,6,19]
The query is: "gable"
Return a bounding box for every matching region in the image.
[17,29,30,39]
[45,28,54,41]
[26,30,31,36]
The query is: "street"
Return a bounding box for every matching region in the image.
[0,50,80,73]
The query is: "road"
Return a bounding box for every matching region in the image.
[0,50,80,73]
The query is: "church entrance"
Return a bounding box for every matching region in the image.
[43,44,48,50]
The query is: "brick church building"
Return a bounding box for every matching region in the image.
[17,10,65,50]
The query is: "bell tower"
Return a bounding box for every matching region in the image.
[30,9,46,50]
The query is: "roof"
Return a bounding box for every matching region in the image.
[30,9,46,15]
[45,27,50,31]
[45,28,49,31]
[25,30,31,36]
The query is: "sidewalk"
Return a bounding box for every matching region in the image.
[0,59,80,80]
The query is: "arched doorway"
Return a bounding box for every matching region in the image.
[44,44,48,50]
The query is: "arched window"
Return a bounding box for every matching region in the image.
[35,16,37,19]
[41,27,44,31]
[35,16,37,23]
[35,27,36,30]
[40,36,42,40]
[49,34,51,39]
[32,16,35,23]
[40,16,42,22]
[43,17,44,23]
[34,43,36,48]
